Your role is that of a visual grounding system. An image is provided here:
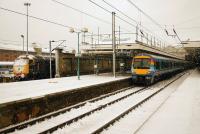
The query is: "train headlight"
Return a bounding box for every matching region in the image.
[145,76,151,79]
[132,69,136,74]
[132,75,137,80]
[148,71,154,75]
[21,74,25,78]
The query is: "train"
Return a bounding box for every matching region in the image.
[0,61,13,77]
[131,54,189,85]
[13,54,54,80]
[13,53,132,80]
[0,62,14,82]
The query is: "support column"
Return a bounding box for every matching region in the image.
[49,41,52,79]
[55,48,62,78]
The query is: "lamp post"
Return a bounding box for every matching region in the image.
[69,27,88,80]
[49,40,54,79]
[112,12,116,78]
[24,2,31,55]
[21,35,24,51]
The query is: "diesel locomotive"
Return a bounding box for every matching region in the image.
[13,54,55,80]
[132,54,188,85]
[13,53,132,80]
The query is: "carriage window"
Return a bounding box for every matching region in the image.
[133,58,150,69]
[155,60,160,70]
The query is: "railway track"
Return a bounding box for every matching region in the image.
[1,72,186,134]
[91,73,185,134]
[53,72,186,134]
[40,86,147,134]
[0,85,144,134]
[101,71,191,134]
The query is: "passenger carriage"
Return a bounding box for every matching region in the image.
[132,54,186,85]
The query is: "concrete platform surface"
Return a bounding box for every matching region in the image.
[0,74,130,104]
[137,69,200,134]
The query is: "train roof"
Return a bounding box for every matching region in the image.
[134,54,186,62]
[15,54,55,62]
[17,54,36,59]
[16,54,45,60]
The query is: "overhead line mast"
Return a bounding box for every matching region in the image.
[126,0,164,30]
[126,0,169,44]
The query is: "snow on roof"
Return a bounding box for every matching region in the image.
[0,42,51,54]
[17,54,36,60]
[0,43,74,54]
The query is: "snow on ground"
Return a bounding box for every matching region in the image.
[135,69,200,134]
[0,74,130,104]
[53,73,184,134]
[13,87,141,134]
[54,86,160,134]
[102,71,190,134]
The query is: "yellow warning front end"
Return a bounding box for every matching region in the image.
[13,58,29,79]
[132,55,154,84]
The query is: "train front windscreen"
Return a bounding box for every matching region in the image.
[133,58,150,69]
[13,58,29,78]
[14,58,29,66]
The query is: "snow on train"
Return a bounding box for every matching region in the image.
[131,54,190,85]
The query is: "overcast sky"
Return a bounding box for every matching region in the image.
[0,0,200,51]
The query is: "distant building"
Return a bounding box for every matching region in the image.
[0,49,49,61]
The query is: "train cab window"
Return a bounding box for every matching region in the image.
[133,58,150,69]
[166,61,169,69]
[14,58,28,65]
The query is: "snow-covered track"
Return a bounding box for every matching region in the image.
[91,73,186,134]
[36,87,146,134]
[1,73,187,134]
[0,85,136,134]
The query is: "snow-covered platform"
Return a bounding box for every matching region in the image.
[0,74,130,104]
[0,73,131,129]
[137,69,200,134]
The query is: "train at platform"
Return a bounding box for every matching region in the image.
[13,54,54,80]
[131,54,189,85]
[13,54,132,80]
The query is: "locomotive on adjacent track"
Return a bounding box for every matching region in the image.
[13,54,54,80]
[13,53,131,81]
[131,54,188,85]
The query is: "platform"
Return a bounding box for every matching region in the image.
[0,73,131,129]
[0,73,130,104]
[137,69,200,134]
